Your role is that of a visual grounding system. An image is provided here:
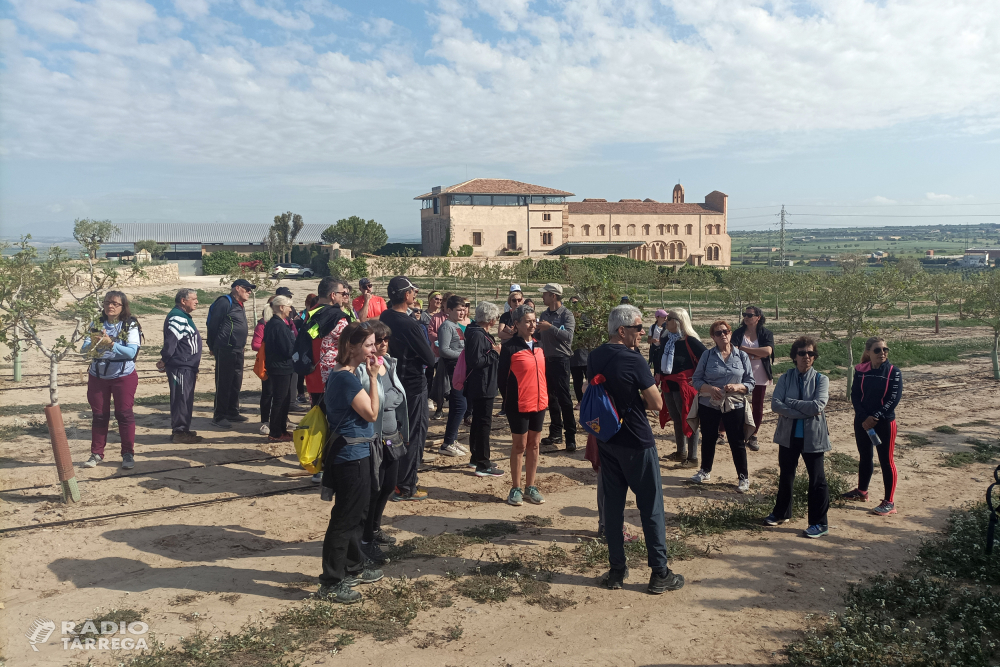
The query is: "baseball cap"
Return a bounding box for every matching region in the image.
[275,286,293,298]
[655,308,668,317]
[509,284,522,293]
[359,278,373,289]
[232,279,256,291]
[541,283,563,296]
[387,276,418,298]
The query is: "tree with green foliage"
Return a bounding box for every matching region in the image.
[269,212,304,263]
[720,268,770,319]
[787,266,906,399]
[73,218,119,260]
[420,257,451,290]
[221,261,276,319]
[923,272,959,324]
[321,216,388,256]
[351,256,368,280]
[202,250,243,275]
[677,268,711,319]
[134,239,168,259]
[896,257,924,318]
[965,269,1000,380]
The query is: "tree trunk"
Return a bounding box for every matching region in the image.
[844,338,855,401]
[49,356,59,406]
[992,332,1000,381]
[906,299,911,319]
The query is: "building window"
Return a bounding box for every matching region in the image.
[657,224,665,235]
[472,195,491,206]
[422,199,433,209]
[715,224,722,235]
[507,231,517,250]
[612,224,621,236]
[706,244,721,261]
[472,231,482,246]
[449,195,472,205]
[541,231,553,245]
[685,224,693,235]
[642,224,650,236]
[626,224,636,236]
[597,224,605,236]
[705,224,712,235]
[543,213,552,221]
[582,225,591,236]
[433,197,440,214]
[673,225,680,234]
[568,224,575,237]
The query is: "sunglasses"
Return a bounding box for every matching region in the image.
[104,301,123,307]
[621,324,644,332]
[375,337,390,344]
[872,347,890,354]
[712,330,731,337]
[509,297,523,303]
[796,350,817,358]
[743,313,757,318]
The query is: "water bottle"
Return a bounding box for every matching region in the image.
[867,428,881,446]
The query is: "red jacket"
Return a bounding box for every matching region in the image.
[498,336,548,413]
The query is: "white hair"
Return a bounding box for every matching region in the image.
[511,304,535,323]
[271,295,293,308]
[666,308,699,339]
[475,300,501,324]
[608,304,642,336]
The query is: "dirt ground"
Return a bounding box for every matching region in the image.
[2,276,999,666]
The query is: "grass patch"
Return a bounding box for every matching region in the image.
[571,536,694,570]
[0,402,89,417]
[904,433,931,447]
[785,502,1000,666]
[933,425,959,434]
[954,419,994,428]
[826,452,867,475]
[453,551,577,611]
[0,418,50,441]
[385,522,519,560]
[941,438,1000,467]
[71,608,147,640]
[522,515,553,527]
[129,293,178,316]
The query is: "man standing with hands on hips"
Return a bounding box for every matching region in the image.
[207,279,252,429]
[537,283,577,453]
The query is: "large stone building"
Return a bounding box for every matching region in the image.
[417,179,730,267]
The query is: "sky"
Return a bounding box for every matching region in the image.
[1,0,999,242]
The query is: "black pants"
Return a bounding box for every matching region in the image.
[545,356,576,442]
[854,418,898,503]
[397,388,428,496]
[364,452,400,542]
[213,347,244,421]
[167,366,197,433]
[296,373,305,396]
[469,396,495,469]
[571,366,586,403]
[310,392,325,408]
[268,373,292,437]
[773,437,829,526]
[260,377,273,423]
[320,457,372,585]
[698,404,748,478]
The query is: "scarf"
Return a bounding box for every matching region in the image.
[660,331,683,374]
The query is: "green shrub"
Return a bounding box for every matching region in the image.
[457,244,473,257]
[202,250,242,275]
[934,425,959,434]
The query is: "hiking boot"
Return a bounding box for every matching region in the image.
[226,414,249,423]
[317,582,361,604]
[841,488,869,502]
[648,569,685,594]
[681,458,700,468]
[762,513,790,526]
[565,441,578,453]
[83,453,103,468]
[507,487,524,506]
[121,453,135,470]
[343,568,383,587]
[440,444,463,457]
[525,486,545,505]
[737,476,751,494]
[372,529,396,546]
[747,436,760,452]
[431,410,444,421]
[804,524,829,538]
[211,417,233,429]
[259,423,270,435]
[688,469,711,484]
[872,500,896,516]
[664,451,687,462]
[171,431,203,444]
[474,465,505,478]
[540,435,563,448]
[391,490,429,502]
[362,542,390,566]
[602,567,628,590]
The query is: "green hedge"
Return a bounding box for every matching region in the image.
[202,250,242,275]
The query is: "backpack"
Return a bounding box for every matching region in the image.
[206,294,233,330]
[292,305,344,376]
[579,373,623,442]
[452,350,468,391]
[292,405,328,473]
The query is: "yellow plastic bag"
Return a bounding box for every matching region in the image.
[293,405,327,473]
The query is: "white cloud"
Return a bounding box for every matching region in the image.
[2,0,1000,170]
[868,196,898,205]
[925,192,958,201]
[46,203,64,213]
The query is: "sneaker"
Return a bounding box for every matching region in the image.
[717,433,727,445]
[602,567,629,590]
[226,414,249,423]
[747,436,760,452]
[454,443,470,454]
[440,444,463,457]
[311,472,323,484]
[841,488,869,501]
[474,465,505,478]
[540,436,563,448]
[688,469,711,484]
[316,582,361,604]
[507,487,524,506]
[372,528,396,546]
[648,569,685,594]
[289,403,309,413]
[804,524,829,538]
[362,542,390,566]
[259,423,270,435]
[681,458,700,468]
[737,476,751,494]
[296,394,310,404]
[391,490,429,502]
[268,433,293,443]
[872,500,896,516]
[664,451,687,462]
[431,410,444,421]
[525,486,545,505]
[121,453,135,469]
[762,513,790,527]
[343,568,384,587]
[497,409,506,417]
[83,453,103,468]
[565,441,578,453]
[211,418,233,430]
[171,431,203,444]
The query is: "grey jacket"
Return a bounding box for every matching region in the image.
[771,367,831,453]
[355,356,410,442]
[537,306,575,358]
[437,320,465,360]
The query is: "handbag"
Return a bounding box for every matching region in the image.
[253,342,268,381]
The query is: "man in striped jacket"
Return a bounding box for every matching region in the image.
[158,288,204,444]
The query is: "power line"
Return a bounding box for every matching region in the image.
[789,213,1000,218]
[730,202,1000,211]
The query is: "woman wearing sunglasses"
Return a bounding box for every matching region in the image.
[690,320,755,492]
[764,337,831,538]
[731,305,774,452]
[843,336,902,516]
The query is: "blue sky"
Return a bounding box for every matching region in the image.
[2,0,999,241]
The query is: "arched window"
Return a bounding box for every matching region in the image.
[507,231,517,250]
[597,224,606,236]
[626,224,636,236]
[706,224,713,235]
[657,224,665,235]
[685,224,693,235]
[706,244,721,261]
[642,224,650,236]
[568,225,575,237]
[673,225,680,234]
[582,224,591,237]
[650,241,666,259]
[715,224,721,235]
[612,224,621,236]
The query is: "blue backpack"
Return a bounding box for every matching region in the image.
[579,369,623,442]
[206,294,233,330]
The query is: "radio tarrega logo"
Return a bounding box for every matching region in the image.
[25,619,56,652]
[24,617,150,651]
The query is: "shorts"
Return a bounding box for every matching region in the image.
[507,406,545,435]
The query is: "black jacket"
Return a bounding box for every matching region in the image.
[851,361,903,422]
[463,321,499,400]
[380,308,436,395]
[207,294,248,353]
[263,315,296,376]
[731,324,774,381]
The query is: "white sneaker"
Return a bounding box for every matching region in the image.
[737,476,750,494]
[440,444,463,457]
[454,443,470,454]
[83,453,103,468]
[259,423,270,435]
[689,469,711,484]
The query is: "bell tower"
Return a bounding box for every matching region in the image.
[672,183,684,204]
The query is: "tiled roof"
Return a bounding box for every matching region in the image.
[415,179,573,199]
[568,201,723,215]
[109,223,330,244]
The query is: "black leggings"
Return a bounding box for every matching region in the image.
[571,366,586,402]
[698,404,748,478]
[268,374,292,437]
[364,453,400,542]
[854,418,898,503]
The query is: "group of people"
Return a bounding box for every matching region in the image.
[74,274,903,603]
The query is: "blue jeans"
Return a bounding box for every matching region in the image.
[597,441,669,574]
[444,387,467,445]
